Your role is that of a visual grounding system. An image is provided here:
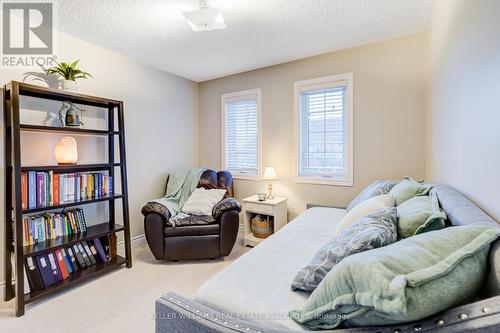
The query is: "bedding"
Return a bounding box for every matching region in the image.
[389,178,431,205]
[193,207,347,331]
[158,182,500,333]
[291,207,398,292]
[289,225,500,330]
[334,194,394,236]
[397,192,446,238]
[346,179,400,211]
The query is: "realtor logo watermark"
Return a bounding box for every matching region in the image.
[2,1,55,67]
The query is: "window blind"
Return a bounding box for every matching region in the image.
[223,93,259,176]
[298,85,347,179]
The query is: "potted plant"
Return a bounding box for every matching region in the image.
[45,60,92,91]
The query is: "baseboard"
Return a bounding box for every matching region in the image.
[0,233,146,299]
[117,233,146,254]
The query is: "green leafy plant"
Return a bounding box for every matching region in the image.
[45,60,92,81]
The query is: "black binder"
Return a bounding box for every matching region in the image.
[83,242,97,264]
[77,243,92,266]
[72,244,87,269]
[25,257,44,291]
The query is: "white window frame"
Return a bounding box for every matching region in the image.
[293,73,354,186]
[221,88,262,180]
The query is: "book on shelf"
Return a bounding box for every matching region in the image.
[24,235,115,292]
[25,257,44,292]
[21,171,113,210]
[21,173,28,210]
[23,208,88,246]
[65,247,79,272]
[28,171,37,209]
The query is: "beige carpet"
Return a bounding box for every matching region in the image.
[0,238,250,333]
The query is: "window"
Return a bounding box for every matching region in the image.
[222,89,261,179]
[294,73,353,186]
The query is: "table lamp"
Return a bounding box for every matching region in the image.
[55,136,78,165]
[262,166,277,199]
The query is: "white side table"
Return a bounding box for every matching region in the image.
[242,195,287,247]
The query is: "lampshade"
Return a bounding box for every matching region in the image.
[262,166,277,180]
[54,136,78,165]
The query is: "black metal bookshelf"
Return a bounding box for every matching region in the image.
[3,81,132,316]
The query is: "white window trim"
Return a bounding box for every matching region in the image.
[293,73,354,187]
[221,88,262,181]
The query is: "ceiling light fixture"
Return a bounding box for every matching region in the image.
[182,0,226,32]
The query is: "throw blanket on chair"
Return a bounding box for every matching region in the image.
[143,168,205,226]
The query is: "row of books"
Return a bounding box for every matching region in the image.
[24,238,110,292]
[23,208,87,246]
[21,171,113,210]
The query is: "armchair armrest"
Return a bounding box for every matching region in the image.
[219,209,240,256]
[213,198,241,220]
[142,202,171,260]
[142,201,171,221]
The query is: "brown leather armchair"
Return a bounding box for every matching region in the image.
[142,170,241,260]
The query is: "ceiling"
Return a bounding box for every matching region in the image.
[56,0,435,82]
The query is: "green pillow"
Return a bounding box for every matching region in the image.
[389,178,431,205]
[289,225,499,330]
[397,193,446,239]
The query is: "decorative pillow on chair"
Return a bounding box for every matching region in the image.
[291,208,397,291]
[181,188,227,216]
[389,178,432,205]
[289,225,500,330]
[397,192,446,239]
[347,179,400,212]
[334,194,394,236]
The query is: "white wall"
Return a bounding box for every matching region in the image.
[426,0,500,221]
[199,34,427,219]
[0,31,199,283]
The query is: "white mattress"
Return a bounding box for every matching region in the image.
[193,207,346,331]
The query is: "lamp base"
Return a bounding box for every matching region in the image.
[267,183,274,199]
[57,162,77,165]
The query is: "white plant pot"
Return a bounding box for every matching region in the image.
[62,79,78,91]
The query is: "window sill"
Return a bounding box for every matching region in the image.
[294,176,353,187]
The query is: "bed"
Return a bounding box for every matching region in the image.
[155,183,500,332]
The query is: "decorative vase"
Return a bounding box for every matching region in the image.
[62,79,78,91]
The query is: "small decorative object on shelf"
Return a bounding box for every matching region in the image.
[262,166,277,199]
[45,59,93,91]
[257,193,266,201]
[55,136,78,165]
[58,101,85,127]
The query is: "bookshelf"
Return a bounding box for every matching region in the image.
[3,81,132,316]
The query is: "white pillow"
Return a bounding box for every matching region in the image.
[334,194,395,236]
[181,188,227,216]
